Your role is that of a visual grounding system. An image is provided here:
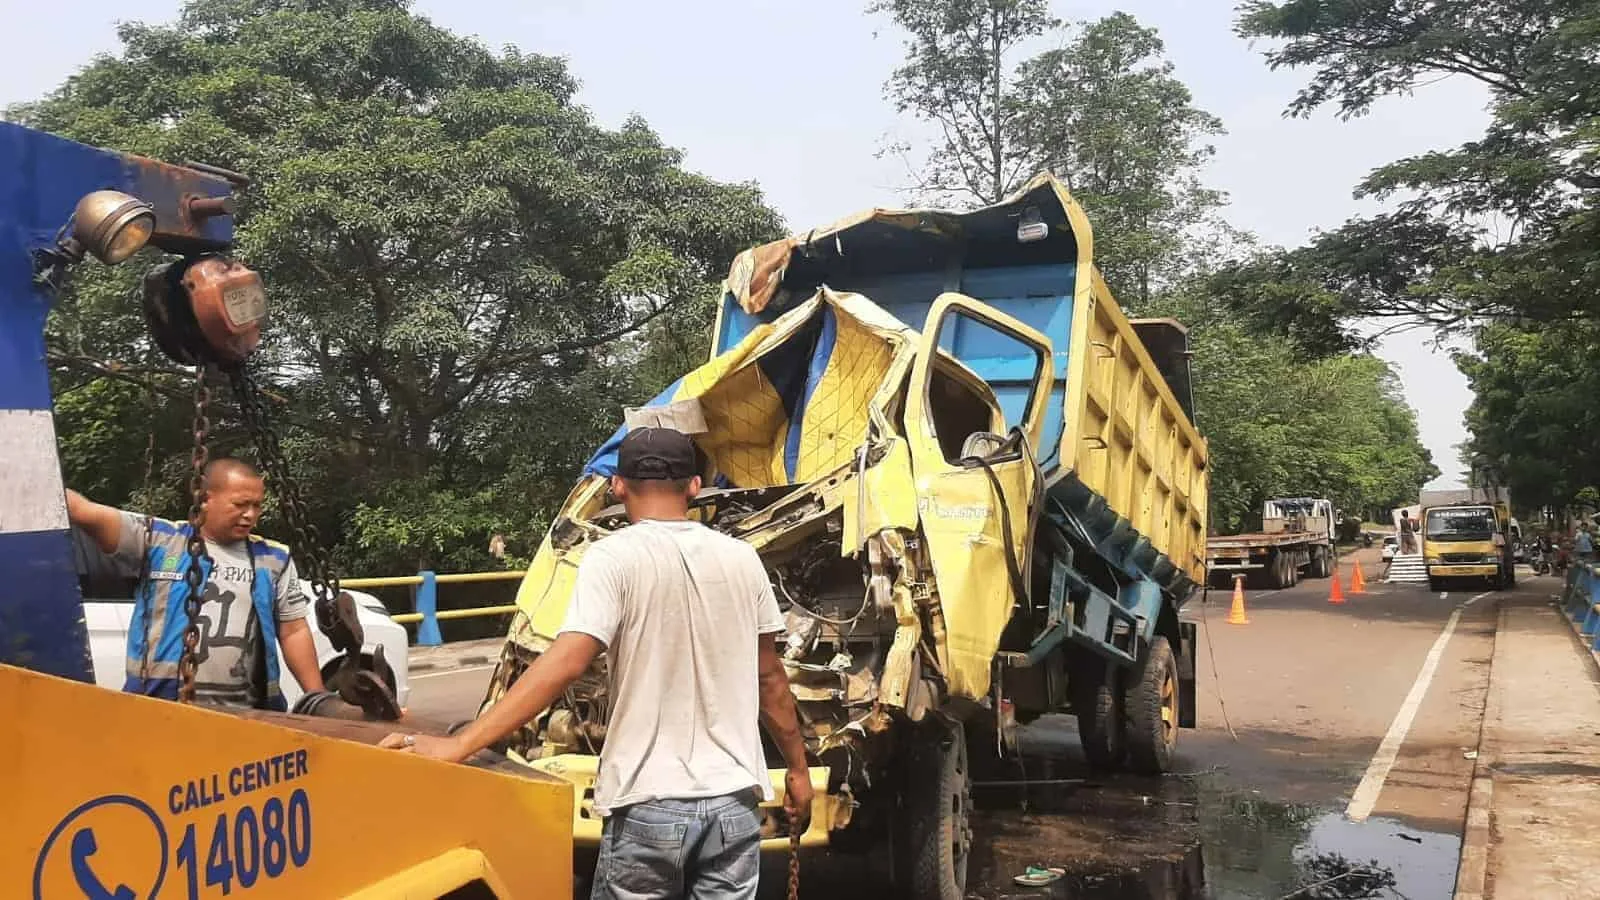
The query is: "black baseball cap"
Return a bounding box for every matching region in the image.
[617,427,699,480]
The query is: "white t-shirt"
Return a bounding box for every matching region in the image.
[558,518,785,815]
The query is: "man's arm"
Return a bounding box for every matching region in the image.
[379,631,603,761]
[759,636,814,830]
[273,559,325,693]
[65,489,124,554]
[276,617,326,694]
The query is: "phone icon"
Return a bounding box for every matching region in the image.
[70,828,136,900]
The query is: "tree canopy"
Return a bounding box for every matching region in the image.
[14,0,782,572]
[1238,0,1600,514]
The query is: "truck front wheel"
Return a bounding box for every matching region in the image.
[896,718,972,900]
[1124,636,1180,775]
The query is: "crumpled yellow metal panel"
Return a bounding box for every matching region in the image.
[527,752,843,850]
[791,305,899,483]
[4,664,573,898]
[913,461,1036,700]
[511,289,912,636]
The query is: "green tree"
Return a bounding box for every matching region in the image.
[1014,12,1227,305]
[875,5,1228,303]
[871,0,1059,205]
[1236,0,1600,324]
[1456,322,1600,513]
[1147,286,1437,530]
[14,0,782,573]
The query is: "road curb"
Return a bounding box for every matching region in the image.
[410,654,493,673]
[1454,597,1504,900]
[406,637,505,673]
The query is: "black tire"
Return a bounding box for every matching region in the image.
[1310,549,1330,579]
[1124,636,1180,774]
[1075,663,1126,769]
[1289,556,1301,587]
[1428,576,1443,593]
[898,718,972,900]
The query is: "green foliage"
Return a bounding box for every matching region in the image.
[1238,0,1600,509]
[16,0,781,573]
[1013,13,1227,305]
[870,0,1060,205]
[1149,289,1438,531]
[1456,322,1600,512]
[874,4,1228,304]
[1236,0,1600,324]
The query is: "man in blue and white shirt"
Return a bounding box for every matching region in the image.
[66,458,325,709]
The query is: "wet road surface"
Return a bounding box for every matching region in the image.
[410,549,1513,899]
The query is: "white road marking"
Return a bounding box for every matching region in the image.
[410,663,497,680]
[1345,591,1489,822]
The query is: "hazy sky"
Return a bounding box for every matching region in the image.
[2,0,1488,487]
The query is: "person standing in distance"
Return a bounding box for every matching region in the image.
[65,458,326,708]
[382,426,813,900]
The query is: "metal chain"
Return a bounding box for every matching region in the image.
[177,365,213,703]
[788,825,800,900]
[224,365,345,643]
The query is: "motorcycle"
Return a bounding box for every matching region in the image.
[1528,545,1552,576]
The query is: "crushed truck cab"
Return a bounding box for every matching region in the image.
[483,174,1210,898]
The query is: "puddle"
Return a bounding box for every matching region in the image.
[964,774,1460,900]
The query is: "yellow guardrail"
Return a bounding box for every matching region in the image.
[342,570,527,645]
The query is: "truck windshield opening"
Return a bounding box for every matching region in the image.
[1426,508,1495,542]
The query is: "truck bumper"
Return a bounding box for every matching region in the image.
[525,753,846,851]
[1430,564,1499,579]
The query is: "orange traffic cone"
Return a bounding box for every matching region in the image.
[1350,561,1368,594]
[1329,571,1346,605]
[1227,574,1250,624]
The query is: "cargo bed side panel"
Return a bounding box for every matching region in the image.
[1060,271,1208,583]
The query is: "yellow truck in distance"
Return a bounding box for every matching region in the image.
[1423,502,1515,591]
[483,174,1209,899]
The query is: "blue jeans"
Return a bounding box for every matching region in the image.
[590,793,763,900]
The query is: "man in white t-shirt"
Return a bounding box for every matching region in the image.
[383,427,813,899]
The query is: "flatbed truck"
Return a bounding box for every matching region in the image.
[1207,497,1336,588]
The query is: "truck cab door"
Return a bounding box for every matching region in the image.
[904,293,1054,701]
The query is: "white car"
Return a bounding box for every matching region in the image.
[71,527,410,710]
[1381,535,1398,561]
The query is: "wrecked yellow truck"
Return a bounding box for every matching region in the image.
[481,174,1209,898]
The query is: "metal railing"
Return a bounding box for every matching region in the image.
[342,570,527,646]
[1561,563,1600,652]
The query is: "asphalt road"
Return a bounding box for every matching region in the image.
[408,548,1516,899]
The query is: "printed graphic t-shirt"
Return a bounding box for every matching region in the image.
[116,511,310,705]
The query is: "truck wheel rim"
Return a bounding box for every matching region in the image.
[1160,668,1179,744]
[950,730,971,885]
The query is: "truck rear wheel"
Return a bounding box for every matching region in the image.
[1074,664,1126,768]
[1269,553,1291,589]
[896,718,971,900]
[1124,636,1180,774]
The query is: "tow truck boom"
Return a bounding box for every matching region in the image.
[1,122,573,898]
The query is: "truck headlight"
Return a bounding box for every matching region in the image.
[1426,557,1441,565]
